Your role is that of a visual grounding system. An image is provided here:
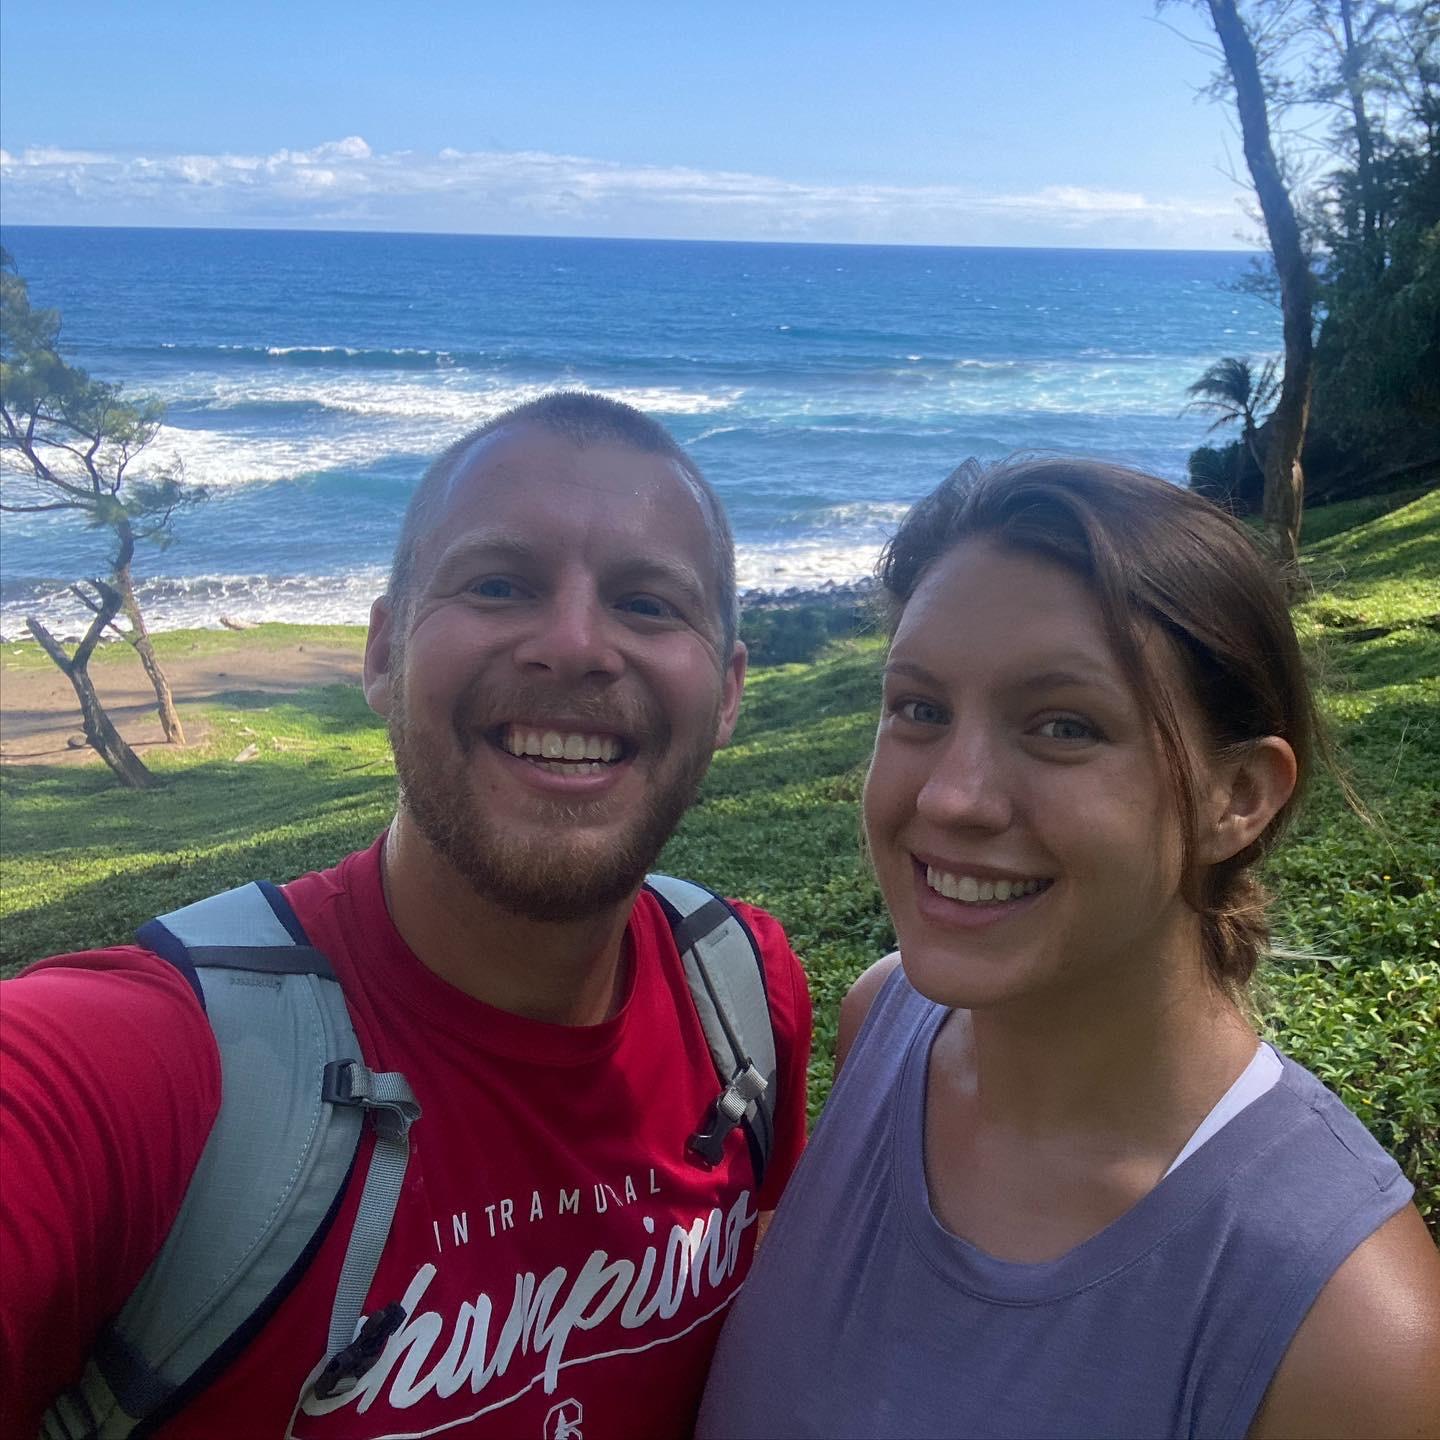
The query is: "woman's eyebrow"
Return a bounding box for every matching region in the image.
[885,657,1128,698]
[1013,667,1126,695]
[883,659,945,685]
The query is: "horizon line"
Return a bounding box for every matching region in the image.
[0,220,1264,259]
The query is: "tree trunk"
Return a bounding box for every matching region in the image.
[1338,0,1382,269]
[114,557,187,745]
[1208,0,1314,572]
[25,582,159,789]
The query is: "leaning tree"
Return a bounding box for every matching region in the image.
[1,247,206,772]
[1203,0,1317,572]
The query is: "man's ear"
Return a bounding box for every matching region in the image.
[1199,736,1298,865]
[363,595,398,718]
[713,641,748,748]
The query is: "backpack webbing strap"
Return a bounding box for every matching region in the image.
[312,1063,420,1400]
[643,874,777,1181]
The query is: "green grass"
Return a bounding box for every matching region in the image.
[3,492,1437,1227]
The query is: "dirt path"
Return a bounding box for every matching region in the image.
[0,640,364,766]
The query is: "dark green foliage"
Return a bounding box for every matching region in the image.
[740,600,878,667]
[1186,4,1440,509]
[1310,4,1440,466]
[1187,439,1264,512]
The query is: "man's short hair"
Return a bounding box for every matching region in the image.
[387,391,738,655]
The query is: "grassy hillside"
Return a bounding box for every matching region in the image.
[3,491,1437,1223]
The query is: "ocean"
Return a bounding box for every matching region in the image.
[0,227,1279,638]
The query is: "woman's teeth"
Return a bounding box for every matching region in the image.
[925,866,1047,905]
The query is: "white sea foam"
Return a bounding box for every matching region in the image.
[1,532,887,637]
[736,536,885,593]
[139,377,743,489]
[1,567,392,639]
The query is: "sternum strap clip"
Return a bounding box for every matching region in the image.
[687,1062,769,1169]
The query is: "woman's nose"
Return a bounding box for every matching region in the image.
[915,731,1014,833]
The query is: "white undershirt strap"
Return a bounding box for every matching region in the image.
[1161,1042,1283,1179]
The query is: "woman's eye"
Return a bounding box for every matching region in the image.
[897,699,947,726]
[1035,716,1096,742]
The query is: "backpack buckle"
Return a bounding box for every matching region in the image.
[322,1060,363,1105]
[312,1301,407,1399]
[687,1062,768,1169]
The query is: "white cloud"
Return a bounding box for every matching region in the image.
[0,137,1250,248]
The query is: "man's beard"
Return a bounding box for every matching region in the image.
[387,669,718,924]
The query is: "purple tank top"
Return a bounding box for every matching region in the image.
[698,969,1411,1440]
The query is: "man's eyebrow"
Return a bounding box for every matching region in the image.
[427,533,710,609]
[617,555,709,607]
[429,532,542,581]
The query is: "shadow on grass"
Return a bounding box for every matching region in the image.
[203,684,385,732]
[1310,628,1440,696]
[1304,494,1440,583]
[0,792,396,973]
[1,684,398,969]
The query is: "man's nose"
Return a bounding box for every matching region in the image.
[915,730,1013,833]
[512,586,624,681]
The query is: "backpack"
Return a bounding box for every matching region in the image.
[41,873,777,1440]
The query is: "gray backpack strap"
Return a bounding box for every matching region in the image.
[40,883,420,1439]
[644,874,777,1181]
[311,1063,419,1400]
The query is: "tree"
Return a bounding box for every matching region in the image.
[1307,1,1440,467]
[24,578,160,789]
[1182,3,1440,508]
[1,248,206,753]
[1184,355,1281,472]
[1205,0,1317,571]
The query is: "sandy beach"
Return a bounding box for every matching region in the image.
[0,636,364,766]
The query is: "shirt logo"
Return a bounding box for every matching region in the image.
[544,1398,583,1440]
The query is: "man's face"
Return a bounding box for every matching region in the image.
[364,424,745,922]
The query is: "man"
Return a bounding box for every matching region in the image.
[1,392,812,1439]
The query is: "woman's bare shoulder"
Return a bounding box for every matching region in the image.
[1249,1203,1440,1438]
[835,952,906,1075]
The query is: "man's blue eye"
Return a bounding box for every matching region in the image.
[471,577,516,598]
[617,595,674,619]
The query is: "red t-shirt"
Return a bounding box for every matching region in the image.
[0,838,811,1439]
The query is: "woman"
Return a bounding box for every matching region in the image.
[699,458,1439,1439]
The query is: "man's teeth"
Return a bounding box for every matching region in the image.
[925,866,1047,904]
[501,727,622,765]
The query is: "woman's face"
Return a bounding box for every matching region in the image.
[863,538,1215,1011]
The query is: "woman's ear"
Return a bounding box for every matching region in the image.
[1199,736,1298,865]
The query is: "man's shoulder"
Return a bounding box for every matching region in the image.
[281,836,388,946]
[634,886,807,1001]
[5,942,221,1115]
[12,942,209,1021]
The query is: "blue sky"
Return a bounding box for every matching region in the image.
[0,1,1257,248]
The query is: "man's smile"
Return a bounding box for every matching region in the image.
[495,722,629,776]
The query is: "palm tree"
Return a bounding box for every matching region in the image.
[1184,355,1280,474]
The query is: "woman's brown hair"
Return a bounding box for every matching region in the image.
[878,455,1325,995]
